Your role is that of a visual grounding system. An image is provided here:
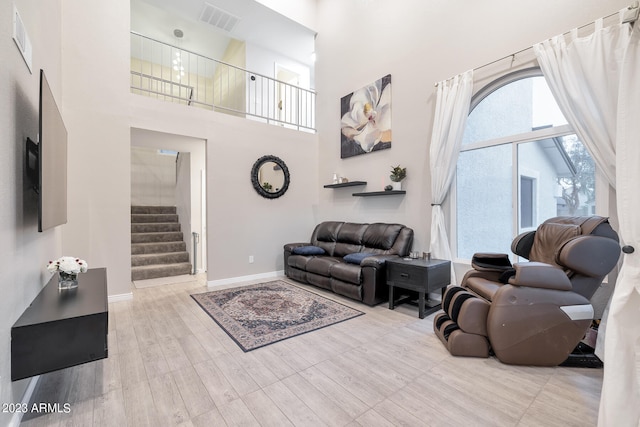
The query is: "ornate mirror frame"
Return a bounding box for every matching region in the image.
[250,155,290,199]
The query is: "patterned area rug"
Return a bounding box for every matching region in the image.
[191,280,364,352]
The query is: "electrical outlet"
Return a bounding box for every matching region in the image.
[249,255,254,263]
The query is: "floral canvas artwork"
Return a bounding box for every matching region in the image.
[340,74,392,159]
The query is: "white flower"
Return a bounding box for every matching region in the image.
[341,79,391,152]
[47,256,88,274]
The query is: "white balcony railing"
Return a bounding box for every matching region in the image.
[130,32,316,132]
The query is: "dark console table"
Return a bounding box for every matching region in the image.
[386,258,451,319]
[11,268,108,381]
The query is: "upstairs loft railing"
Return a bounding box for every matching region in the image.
[130,32,316,132]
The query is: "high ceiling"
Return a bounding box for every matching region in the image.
[131,0,316,67]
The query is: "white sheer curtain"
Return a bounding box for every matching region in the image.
[534,14,640,427]
[600,19,640,427]
[533,19,629,187]
[429,70,473,286]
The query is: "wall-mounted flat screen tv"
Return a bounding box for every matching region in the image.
[27,69,68,232]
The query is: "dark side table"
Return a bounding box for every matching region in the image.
[11,268,108,381]
[386,258,451,319]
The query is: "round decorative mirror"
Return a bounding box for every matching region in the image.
[250,155,290,199]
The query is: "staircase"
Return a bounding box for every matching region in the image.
[131,206,192,281]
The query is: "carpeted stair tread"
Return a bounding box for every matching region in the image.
[131,241,187,254]
[131,222,181,233]
[131,231,184,244]
[130,205,192,281]
[131,262,192,281]
[131,251,190,266]
[131,206,177,215]
[131,213,178,223]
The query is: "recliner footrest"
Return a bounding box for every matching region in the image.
[446,329,491,358]
[433,313,490,358]
[446,290,490,336]
[442,286,466,313]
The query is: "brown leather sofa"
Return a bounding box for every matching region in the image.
[434,216,620,366]
[284,221,414,306]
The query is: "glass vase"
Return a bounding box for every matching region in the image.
[58,271,79,290]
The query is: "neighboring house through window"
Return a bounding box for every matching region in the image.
[520,175,536,229]
[455,68,597,261]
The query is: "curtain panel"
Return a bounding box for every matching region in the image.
[600,19,640,427]
[533,19,630,188]
[428,70,473,286]
[534,15,640,427]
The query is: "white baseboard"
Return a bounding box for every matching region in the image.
[108,292,133,303]
[9,375,39,427]
[207,270,284,288]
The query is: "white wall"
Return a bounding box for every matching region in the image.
[131,146,177,206]
[254,0,317,32]
[0,0,64,422]
[61,0,132,297]
[314,0,630,266]
[246,42,312,89]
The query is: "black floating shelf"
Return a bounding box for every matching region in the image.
[323,181,367,188]
[353,190,406,197]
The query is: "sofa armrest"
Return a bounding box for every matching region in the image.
[471,253,512,272]
[508,262,572,291]
[284,242,311,253]
[361,254,400,306]
[361,254,401,268]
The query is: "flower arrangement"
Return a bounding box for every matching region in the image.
[47,256,89,274]
[390,165,407,182]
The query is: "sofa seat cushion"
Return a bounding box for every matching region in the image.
[288,255,314,270]
[306,257,342,276]
[331,278,362,300]
[307,273,332,290]
[330,262,362,285]
[465,277,502,302]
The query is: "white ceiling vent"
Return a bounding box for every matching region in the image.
[199,3,240,33]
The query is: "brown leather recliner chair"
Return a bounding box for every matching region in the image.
[434,216,621,366]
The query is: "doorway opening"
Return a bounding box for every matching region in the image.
[130,128,207,285]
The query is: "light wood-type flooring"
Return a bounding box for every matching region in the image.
[20,275,603,426]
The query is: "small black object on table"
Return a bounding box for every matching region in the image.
[386,258,451,319]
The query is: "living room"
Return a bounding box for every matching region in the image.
[2,0,637,426]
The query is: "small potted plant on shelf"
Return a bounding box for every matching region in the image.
[390,165,406,190]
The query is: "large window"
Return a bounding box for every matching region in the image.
[455,70,596,260]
